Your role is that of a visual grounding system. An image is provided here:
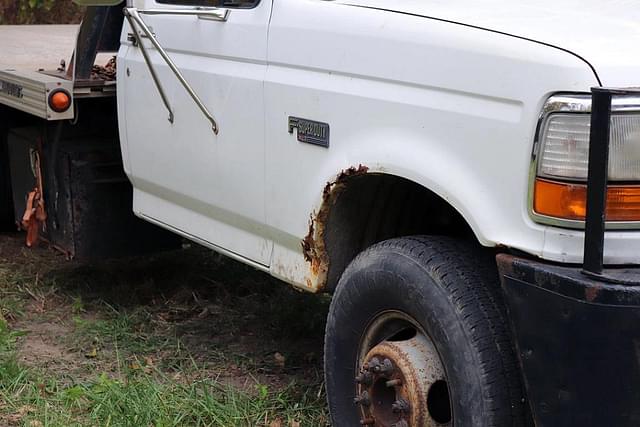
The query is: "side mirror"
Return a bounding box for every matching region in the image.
[72,0,123,5]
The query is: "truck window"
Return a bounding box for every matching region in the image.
[155,0,260,8]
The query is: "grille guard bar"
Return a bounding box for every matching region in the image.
[582,87,640,282]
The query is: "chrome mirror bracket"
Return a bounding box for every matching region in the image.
[123,7,221,134]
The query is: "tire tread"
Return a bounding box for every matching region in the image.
[328,236,526,426]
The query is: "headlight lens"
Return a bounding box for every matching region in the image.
[610,114,640,180]
[532,94,640,227]
[538,113,640,181]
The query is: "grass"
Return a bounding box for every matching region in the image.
[0,362,326,426]
[0,233,330,426]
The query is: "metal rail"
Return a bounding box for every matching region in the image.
[136,7,229,22]
[123,7,223,134]
[582,87,640,279]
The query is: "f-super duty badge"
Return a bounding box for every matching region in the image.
[288,117,330,148]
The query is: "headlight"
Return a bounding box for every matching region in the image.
[538,112,640,181]
[531,94,640,227]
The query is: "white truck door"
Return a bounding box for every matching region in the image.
[118,0,272,266]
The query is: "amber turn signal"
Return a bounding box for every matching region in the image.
[534,178,640,222]
[48,89,72,113]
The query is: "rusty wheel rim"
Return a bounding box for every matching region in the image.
[354,311,452,427]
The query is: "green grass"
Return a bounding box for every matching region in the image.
[72,307,162,355]
[0,266,29,321]
[0,237,330,426]
[0,328,327,427]
[0,362,327,426]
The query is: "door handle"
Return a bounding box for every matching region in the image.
[123,7,220,134]
[196,7,230,22]
[136,7,230,22]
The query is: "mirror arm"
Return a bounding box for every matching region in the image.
[124,11,175,124]
[123,7,220,134]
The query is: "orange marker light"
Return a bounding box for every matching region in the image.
[48,90,71,113]
[534,178,640,222]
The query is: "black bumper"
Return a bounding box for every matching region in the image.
[497,254,640,426]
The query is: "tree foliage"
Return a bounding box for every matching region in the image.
[0,0,84,25]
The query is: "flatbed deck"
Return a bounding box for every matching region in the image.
[0,25,79,71]
[0,24,118,121]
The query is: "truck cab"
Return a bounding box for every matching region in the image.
[2,1,640,425]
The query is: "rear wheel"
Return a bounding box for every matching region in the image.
[324,236,526,426]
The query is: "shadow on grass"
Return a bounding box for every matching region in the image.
[42,245,331,378]
[0,235,331,426]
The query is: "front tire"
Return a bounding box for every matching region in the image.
[324,236,525,426]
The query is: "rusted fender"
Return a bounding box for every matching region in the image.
[301,164,369,291]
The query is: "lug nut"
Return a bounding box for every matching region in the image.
[375,358,394,374]
[356,371,373,386]
[386,378,402,387]
[392,399,411,414]
[354,391,371,407]
[366,357,381,372]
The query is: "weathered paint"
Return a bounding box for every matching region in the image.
[117,0,640,298]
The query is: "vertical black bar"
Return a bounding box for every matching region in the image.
[582,88,612,275]
[68,4,124,81]
[70,7,106,81]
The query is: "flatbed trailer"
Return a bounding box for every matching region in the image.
[0,8,178,259]
[0,25,78,121]
[0,10,120,118]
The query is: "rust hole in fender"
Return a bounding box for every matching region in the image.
[301,165,369,290]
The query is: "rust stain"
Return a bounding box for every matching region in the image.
[302,165,369,291]
[495,253,516,278]
[301,213,316,264]
[21,144,47,248]
[585,285,601,302]
[357,334,439,426]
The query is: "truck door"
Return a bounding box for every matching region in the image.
[118,0,272,265]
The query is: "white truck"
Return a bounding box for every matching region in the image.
[2,1,640,425]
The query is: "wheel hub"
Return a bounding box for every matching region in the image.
[355,334,451,426]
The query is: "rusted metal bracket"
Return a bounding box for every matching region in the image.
[21,150,46,247]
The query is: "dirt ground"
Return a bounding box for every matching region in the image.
[0,231,330,426]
